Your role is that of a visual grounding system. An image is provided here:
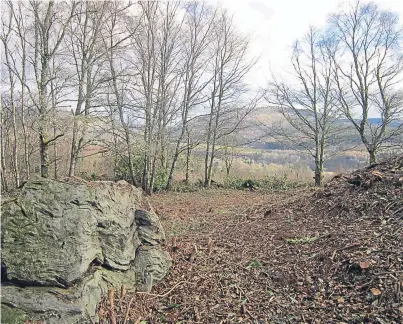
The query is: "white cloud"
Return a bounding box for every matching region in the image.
[218,0,403,87]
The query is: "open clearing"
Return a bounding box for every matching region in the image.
[98,157,403,323]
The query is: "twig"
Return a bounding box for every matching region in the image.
[109,287,117,324]
[136,281,185,300]
[356,279,374,290]
[123,297,134,324]
[331,242,361,261]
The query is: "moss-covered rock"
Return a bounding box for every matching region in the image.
[1,178,171,323]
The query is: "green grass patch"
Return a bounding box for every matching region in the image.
[246,259,263,269]
[286,236,317,245]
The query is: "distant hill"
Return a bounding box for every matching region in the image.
[367,118,402,127]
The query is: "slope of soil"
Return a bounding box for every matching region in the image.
[98,156,403,323]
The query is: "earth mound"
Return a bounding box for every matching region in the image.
[286,154,403,322]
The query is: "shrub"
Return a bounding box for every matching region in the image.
[114,155,144,183]
[223,174,309,191]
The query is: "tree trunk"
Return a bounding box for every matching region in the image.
[149,154,157,195]
[204,112,214,187]
[142,128,150,194]
[166,140,181,190]
[225,151,232,177]
[39,131,49,178]
[11,90,20,188]
[185,130,191,184]
[314,160,323,187]
[3,37,20,187]
[207,144,215,187]
[21,72,30,179]
[38,2,52,178]
[166,110,189,190]
[69,133,78,177]
[314,136,326,187]
[166,152,177,190]
[53,126,58,179]
[204,145,210,187]
[69,44,89,177]
[126,133,137,187]
[20,24,30,180]
[1,106,8,191]
[369,149,377,165]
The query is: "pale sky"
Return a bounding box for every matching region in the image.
[218,0,403,87]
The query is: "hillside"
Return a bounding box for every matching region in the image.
[97,155,403,323]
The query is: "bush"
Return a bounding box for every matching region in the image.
[224,175,309,191]
[114,155,144,184]
[152,167,170,192]
[171,180,205,193]
[114,155,170,192]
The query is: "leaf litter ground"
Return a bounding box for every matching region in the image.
[99,156,403,323]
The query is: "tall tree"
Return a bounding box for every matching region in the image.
[20,0,77,178]
[330,1,403,164]
[165,1,216,190]
[1,4,20,186]
[103,0,139,186]
[68,1,108,176]
[266,27,343,186]
[150,1,183,192]
[204,10,257,187]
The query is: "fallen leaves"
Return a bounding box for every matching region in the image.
[97,156,403,323]
[370,287,382,296]
[359,261,370,270]
[336,296,345,303]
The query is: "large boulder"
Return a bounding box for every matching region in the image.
[1,178,172,323]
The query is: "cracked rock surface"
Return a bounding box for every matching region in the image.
[1,178,172,323]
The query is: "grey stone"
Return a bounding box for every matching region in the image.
[134,245,172,292]
[1,178,171,323]
[135,209,166,245]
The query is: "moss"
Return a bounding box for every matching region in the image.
[1,304,29,324]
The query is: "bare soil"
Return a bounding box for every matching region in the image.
[99,156,403,324]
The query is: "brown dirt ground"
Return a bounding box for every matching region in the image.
[98,156,403,324]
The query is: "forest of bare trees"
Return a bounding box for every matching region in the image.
[1,0,402,191]
[1,0,260,193]
[266,1,403,185]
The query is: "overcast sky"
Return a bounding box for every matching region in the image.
[219,0,403,88]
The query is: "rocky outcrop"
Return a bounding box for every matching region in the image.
[1,178,172,323]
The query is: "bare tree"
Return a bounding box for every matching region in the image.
[0,0,263,191]
[203,10,257,187]
[123,1,159,194]
[11,1,32,179]
[329,1,403,164]
[1,5,20,186]
[219,133,241,177]
[68,1,108,176]
[103,1,139,186]
[1,97,9,191]
[127,1,184,194]
[150,1,183,192]
[1,1,36,184]
[165,1,216,190]
[266,27,343,186]
[10,0,78,178]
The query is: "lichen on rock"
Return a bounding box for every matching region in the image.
[1,178,172,323]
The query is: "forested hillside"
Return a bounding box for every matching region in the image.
[1,0,402,192]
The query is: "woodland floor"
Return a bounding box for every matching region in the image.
[99,156,403,324]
